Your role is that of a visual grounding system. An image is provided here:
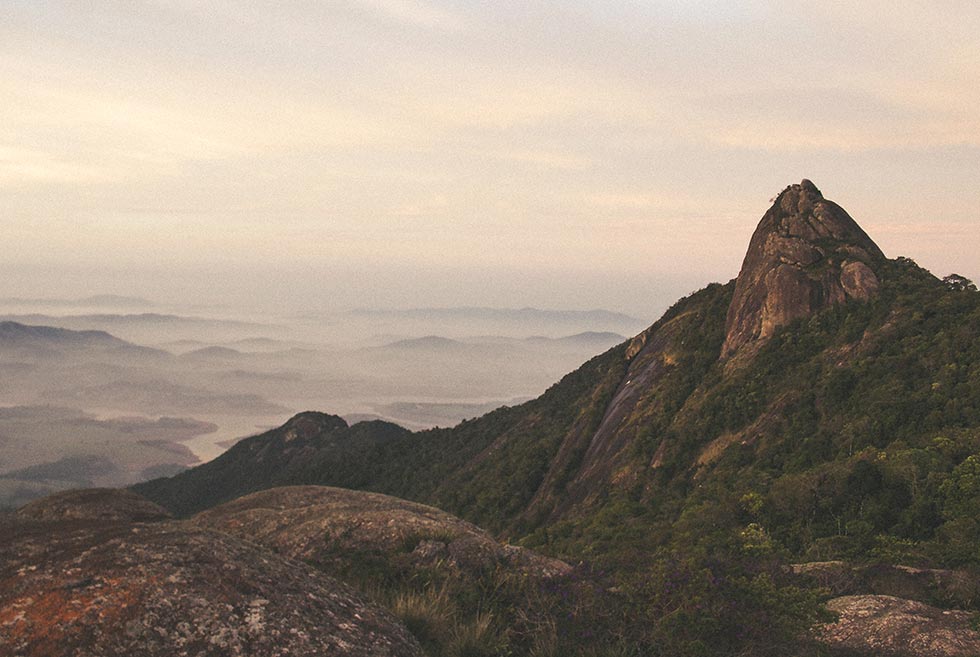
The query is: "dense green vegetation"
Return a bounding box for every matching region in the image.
[353,554,828,657]
[136,256,980,656]
[517,261,980,576]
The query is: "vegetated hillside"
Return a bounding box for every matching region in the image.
[137,181,980,656]
[138,182,980,556]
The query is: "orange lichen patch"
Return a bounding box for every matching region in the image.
[0,576,148,657]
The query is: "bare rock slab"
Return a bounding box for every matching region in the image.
[722,180,885,359]
[818,594,980,657]
[0,489,424,657]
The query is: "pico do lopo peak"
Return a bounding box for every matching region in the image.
[722,179,885,358]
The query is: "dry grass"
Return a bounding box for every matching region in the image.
[388,587,454,650]
[447,610,498,657]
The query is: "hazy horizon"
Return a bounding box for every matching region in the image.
[3,1,979,318]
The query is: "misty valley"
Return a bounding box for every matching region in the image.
[0,299,642,508]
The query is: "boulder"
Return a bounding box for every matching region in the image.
[0,492,424,657]
[192,485,572,580]
[818,595,980,657]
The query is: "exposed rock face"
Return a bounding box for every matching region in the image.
[791,561,980,609]
[519,282,732,523]
[722,180,885,358]
[0,489,424,657]
[16,487,172,523]
[192,485,571,580]
[817,595,980,657]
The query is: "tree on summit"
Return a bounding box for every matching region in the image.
[943,274,977,292]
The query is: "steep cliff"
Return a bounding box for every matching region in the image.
[722,179,884,358]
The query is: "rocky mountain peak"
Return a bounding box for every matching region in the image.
[280,411,348,442]
[721,180,885,358]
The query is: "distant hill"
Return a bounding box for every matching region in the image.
[1,320,129,347]
[0,312,278,345]
[352,306,642,327]
[380,335,464,350]
[0,321,168,360]
[179,345,243,360]
[0,294,154,308]
[229,336,289,350]
[42,379,290,417]
[378,332,626,352]
[343,306,646,340]
[0,407,208,508]
[0,312,268,330]
[526,331,626,346]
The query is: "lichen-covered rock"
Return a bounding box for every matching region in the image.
[791,561,980,609]
[817,595,980,657]
[192,485,571,580]
[0,499,423,657]
[15,487,172,523]
[722,180,885,358]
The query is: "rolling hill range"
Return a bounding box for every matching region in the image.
[0,320,168,361]
[134,180,980,655]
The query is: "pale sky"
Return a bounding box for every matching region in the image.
[2,1,979,318]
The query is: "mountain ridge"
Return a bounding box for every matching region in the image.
[0,320,169,360]
[136,181,934,532]
[132,181,980,655]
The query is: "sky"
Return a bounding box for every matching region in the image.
[2,1,979,319]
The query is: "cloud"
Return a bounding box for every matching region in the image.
[864,221,979,237]
[1,0,978,307]
[388,193,450,218]
[350,0,468,32]
[0,145,111,185]
[485,149,593,171]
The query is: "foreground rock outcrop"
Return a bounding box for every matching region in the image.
[192,485,571,580]
[722,180,885,358]
[818,595,980,657]
[0,489,423,657]
[16,487,172,523]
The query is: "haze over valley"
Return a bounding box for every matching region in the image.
[0,296,642,507]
